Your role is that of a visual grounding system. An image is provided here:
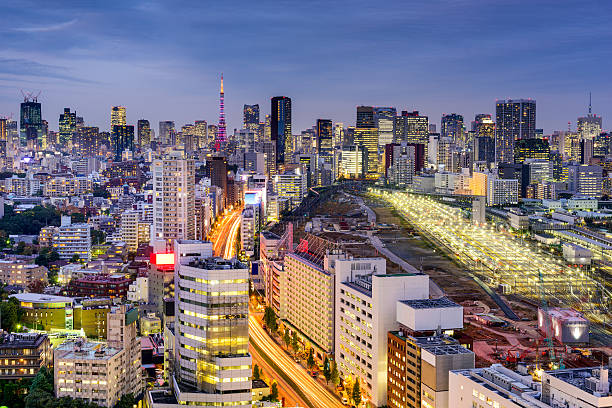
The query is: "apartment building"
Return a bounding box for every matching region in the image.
[0,333,51,380]
[52,216,92,261]
[0,259,47,287]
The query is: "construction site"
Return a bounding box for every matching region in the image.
[278,187,612,372]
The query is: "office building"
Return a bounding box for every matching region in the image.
[578,97,602,141]
[159,121,175,145]
[271,96,292,164]
[375,107,397,147]
[487,176,519,206]
[110,106,126,127]
[495,99,536,163]
[165,242,251,407]
[244,152,265,173]
[137,119,151,146]
[0,333,51,380]
[441,113,465,146]
[244,104,260,131]
[355,126,379,177]
[567,164,603,198]
[74,126,100,158]
[152,155,196,248]
[333,122,344,148]
[514,138,550,163]
[317,119,333,154]
[335,261,429,407]
[341,145,367,179]
[111,124,134,161]
[386,143,416,187]
[59,108,77,147]
[193,120,207,149]
[240,206,257,257]
[387,333,474,408]
[20,95,43,148]
[394,111,429,149]
[273,168,307,208]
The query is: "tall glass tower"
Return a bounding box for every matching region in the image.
[271,96,292,164]
[20,96,42,148]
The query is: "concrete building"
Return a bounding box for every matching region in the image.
[273,168,307,209]
[0,259,47,287]
[161,241,251,408]
[387,333,474,408]
[52,216,92,261]
[152,154,196,250]
[241,206,257,257]
[487,176,519,206]
[0,333,51,380]
[562,242,592,265]
[340,145,367,179]
[335,262,429,407]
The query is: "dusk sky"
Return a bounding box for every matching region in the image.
[1,0,611,134]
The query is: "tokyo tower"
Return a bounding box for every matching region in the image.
[215,73,227,151]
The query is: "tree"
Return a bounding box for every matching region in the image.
[269,382,279,402]
[291,331,300,355]
[263,306,277,333]
[35,248,60,269]
[1,297,24,332]
[323,356,331,384]
[330,360,340,387]
[282,330,291,349]
[307,348,315,370]
[91,229,106,245]
[69,254,81,264]
[253,364,261,381]
[27,280,45,294]
[352,379,362,406]
[70,212,86,224]
[114,394,136,408]
[92,186,111,199]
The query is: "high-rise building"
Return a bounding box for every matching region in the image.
[20,95,42,148]
[514,138,550,163]
[110,106,126,128]
[193,120,208,149]
[355,106,379,177]
[59,108,77,147]
[441,113,465,146]
[137,119,151,147]
[216,74,227,151]
[152,154,196,248]
[271,96,292,164]
[333,122,344,148]
[495,99,536,163]
[577,100,602,141]
[52,216,92,261]
[243,104,260,131]
[205,155,228,206]
[317,119,333,155]
[74,127,100,158]
[394,111,429,155]
[159,121,175,145]
[273,168,307,209]
[0,118,6,142]
[111,125,134,161]
[375,107,397,147]
[357,106,375,128]
[167,243,251,407]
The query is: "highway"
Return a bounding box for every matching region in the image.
[249,315,345,408]
[210,208,242,257]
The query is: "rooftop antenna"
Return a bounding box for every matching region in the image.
[588,92,592,115]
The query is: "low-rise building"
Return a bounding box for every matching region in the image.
[0,333,51,380]
[538,307,589,344]
[0,259,47,287]
[52,216,92,261]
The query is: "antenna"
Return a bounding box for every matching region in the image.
[589,92,592,115]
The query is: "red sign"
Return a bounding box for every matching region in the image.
[151,253,175,265]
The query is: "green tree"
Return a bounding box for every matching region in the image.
[1,297,24,332]
[352,379,361,406]
[263,306,277,332]
[91,229,106,245]
[114,393,136,408]
[70,212,86,224]
[269,382,279,402]
[330,360,340,386]
[92,186,111,198]
[307,348,315,370]
[282,330,291,349]
[253,364,261,381]
[35,248,60,268]
[323,356,331,384]
[291,331,300,355]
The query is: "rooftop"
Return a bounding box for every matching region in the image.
[400,297,460,309]
[0,333,48,349]
[546,367,611,397]
[186,257,247,270]
[11,293,74,304]
[56,339,120,360]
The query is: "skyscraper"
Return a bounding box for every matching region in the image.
[111,106,126,128]
[374,107,396,147]
[243,104,260,131]
[215,74,227,151]
[357,106,375,128]
[394,111,429,147]
[0,118,6,142]
[152,154,196,248]
[137,119,151,147]
[74,127,100,158]
[441,113,465,146]
[111,125,134,161]
[317,119,333,155]
[20,95,42,148]
[333,123,344,148]
[473,115,495,163]
[193,120,208,149]
[159,121,175,145]
[271,96,292,165]
[495,99,536,163]
[59,108,76,147]
[355,106,379,177]
[577,95,602,141]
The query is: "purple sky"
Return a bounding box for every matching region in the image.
[1,0,611,135]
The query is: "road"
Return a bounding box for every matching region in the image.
[249,315,345,408]
[210,208,242,257]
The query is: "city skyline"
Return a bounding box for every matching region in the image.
[1,0,611,133]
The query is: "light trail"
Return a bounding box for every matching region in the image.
[249,315,344,408]
[223,215,242,259]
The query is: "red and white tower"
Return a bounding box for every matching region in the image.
[215,73,227,151]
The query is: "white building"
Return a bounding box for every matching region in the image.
[127,276,149,303]
[387,143,415,188]
[335,262,429,407]
[52,216,92,261]
[487,177,519,206]
[273,168,307,209]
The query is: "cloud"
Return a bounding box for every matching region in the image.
[14,19,77,33]
[0,57,95,84]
